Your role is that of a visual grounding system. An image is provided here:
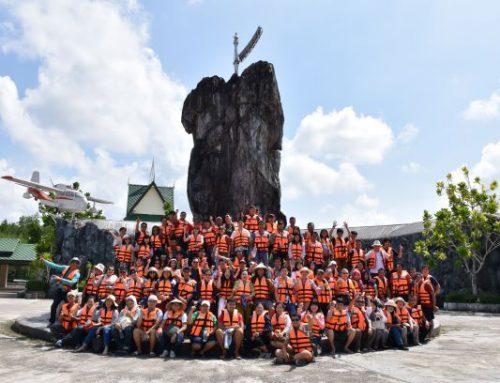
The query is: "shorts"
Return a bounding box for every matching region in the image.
[334,330,348,341]
[422,306,435,321]
[190,334,215,344]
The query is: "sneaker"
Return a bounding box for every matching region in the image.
[132,350,140,356]
[149,352,156,357]
[54,340,63,348]
[160,350,168,358]
[295,359,307,367]
[398,346,409,351]
[273,358,283,365]
[170,350,176,358]
[262,352,272,359]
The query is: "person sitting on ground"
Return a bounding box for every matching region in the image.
[407,295,427,344]
[383,299,409,351]
[160,298,187,359]
[55,295,97,349]
[350,295,374,352]
[325,294,357,358]
[246,302,272,358]
[395,296,418,347]
[215,298,244,359]
[112,295,140,354]
[269,302,291,350]
[366,298,388,350]
[299,301,325,355]
[75,294,119,354]
[133,295,163,356]
[188,300,218,357]
[274,314,314,366]
[55,290,79,336]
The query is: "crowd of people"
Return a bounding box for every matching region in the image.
[44,207,440,366]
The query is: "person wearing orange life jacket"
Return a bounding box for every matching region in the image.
[42,256,81,325]
[382,238,403,272]
[288,233,304,266]
[274,267,297,315]
[127,268,144,301]
[265,213,277,234]
[134,218,149,246]
[415,272,437,342]
[361,270,378,299]
[252,263,274,309]
[350,238,365,269]
[110,226,127,258]
[215,298,245,359]
[141,266,159,303]
[75,295,119,354]
[395,297,418,347]
[188,300,218,357]
[231,219,251,260]
[160,298,187,359]
[332,224,349,269]
[319,229,334,262]
[115,235,133,270]
[325,294,357,358]
[272,220,289,261]
[135,235,152,262]
[98,265,118,300]
[422,264,441,297]
[269,302,292,350]
[407,294,428,344]
[391,263,411,300]
[83,263,104,303]
[54,295,98,349]
[157,267,174,311]
[215,230,231,264]
[299,301,325,355]
[112,295,140,354]
[274,314,314,366]
[246,303,272,357]
[216,268,235,316]
[303,222,315,246]
[365,240,386,276]
[366,297,389,350]
[233,269,254,323]
[183,225,204,266]
[243,205,261,233]
[110,268,128,308]
[56,290,79,335]
[350,295,375,352]
[253,221,271,266]
[201,219,217,267]
[383,299,409,350]
[314,269,332,315]
[150,225,165,268]
[294,267,320,311]
[286,216,297,240]
[305,232,324,267]
[132,295,163,356]
[375,268,390,300]
[335,268,357,303]
[176,266,197,309]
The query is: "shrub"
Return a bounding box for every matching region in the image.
[445,289,500,304]
[26,279,48,292]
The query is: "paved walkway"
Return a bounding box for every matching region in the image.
[0,298,499,383]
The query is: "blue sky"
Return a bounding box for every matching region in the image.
[0,0,499,226]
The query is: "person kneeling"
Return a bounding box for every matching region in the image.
[133,295,163,356]
[216,298,244,359]
[188,300,218,357]
[160,299,187,358]
[274,314,314,366]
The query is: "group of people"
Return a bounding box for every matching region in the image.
[44,207,440,366]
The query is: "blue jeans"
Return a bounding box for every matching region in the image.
[390,326,404,347]
[112,326,134,351]
[256,251,269,266]
[83,325,112,347]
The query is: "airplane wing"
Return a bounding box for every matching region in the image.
[1,175,60,193]
[87,196,114,204]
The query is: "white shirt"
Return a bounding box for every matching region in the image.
[365,250,385,273]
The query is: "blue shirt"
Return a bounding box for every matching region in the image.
[43,259,80,287]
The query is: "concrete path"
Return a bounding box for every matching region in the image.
[0,298,499,383]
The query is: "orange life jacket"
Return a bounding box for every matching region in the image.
[78,304,95,327]
[157,279,172,297]
[303,313,322,337]
[385,247,394,271]
[150,235,162,250]
[60,303,78,331]
[221,309,240,327]
[234,279,252,302]
[142,278,157,298]
[296,278,314,304]
[233,230,250,248]
[315,278,331,304]
[164,310,184,329]
[141,307,160,331]
[350,306,367,331]
[273,232,289,252]
[408,304,423,325]
[265,222,275,233]
[190,311,215,336]
[202,228,216,247]
[100,308,114,326]
[199,279,214,300]
[112,280,126,301]
[333,237,348,261]
[375,276,389,298]
[187,234,202,252]
[178,279,195,300]
[98,276,115,298]
[219,279,233,299]
[250,311,267,335]
[396,306,410,324]
[275,276,296,303]
[305,242,323,264]
[364,282,376,298]
[137,245,151,259]
[367,251,377,270]
[335,277,355,299]
[326,308,349,331]
[58,266,78,291]
[271,313,287,331]
[392,271,410,296]
[419,281,432,307]
[254,232,270,252]
[116,244,133,263]
[289,327,313,353]
[84,276,99,297]
[216,235,229,254]
[290,243,303,260]
[129,279,143,299]
[244,215,259,232]
[384,308,393,326]
[350,248,364,267]
[253,276,270,299]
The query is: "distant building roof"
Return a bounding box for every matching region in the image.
[124,181,174,222]
[0,238,37,264]
[349,221,424,240]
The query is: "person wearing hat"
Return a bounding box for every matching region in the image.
[246,302,272,358]
[133,295,163,356]
[325,292,358,358]
[216,298,244,359]
[366,297,388,350]
[83,263,104,303]
[252,263,273,309]
[294,267,319,312]
[115,234,133,271]
[365,240,386,277]
[53,290,80,339]
[160,298,187,358]
[113,295,140,354]
[141,266,159,304]
[75,295,119,354]
[383,299,408,350]
[98,265,118,300]
[41,256,81,325]
[187,300,218,357]
[332,222,350,270]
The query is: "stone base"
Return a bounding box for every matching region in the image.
[444,302,500,313]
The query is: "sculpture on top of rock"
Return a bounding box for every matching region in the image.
[181,60,285,221]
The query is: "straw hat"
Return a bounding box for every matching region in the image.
[166,298,186,312]
[255,263,267,270]
[299,267,310,273]
[105,295,118,307]
[147,294,158,302]
[394,297,406,304]
[162,267,173,274]
[147,267,159,277]
[372,240,382,247]
[94,263,105,273]
[384,299,397,308]
[200,300,211,307]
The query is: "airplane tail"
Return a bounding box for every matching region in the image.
[31,171,40,183]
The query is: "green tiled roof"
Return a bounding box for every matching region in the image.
[0,238,37,264]
[125,182,174,220]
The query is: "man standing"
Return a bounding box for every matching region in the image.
[365,240,385,276]
[253,221,271,266]
[42,256,81,325]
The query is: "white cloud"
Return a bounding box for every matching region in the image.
[463,91,500,120]
[472,141,500,179]
[0,0,191,220]
[402,161,421,174]
[339,194,396,226]
[397,123,419,143]
[288,106,394,165]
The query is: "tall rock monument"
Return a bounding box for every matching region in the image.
[181,61,284,220]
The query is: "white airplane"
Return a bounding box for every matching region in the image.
[2,171,113,214]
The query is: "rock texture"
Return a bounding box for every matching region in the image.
[182,61,285,220]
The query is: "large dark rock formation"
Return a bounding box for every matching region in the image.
[182,61,284,220]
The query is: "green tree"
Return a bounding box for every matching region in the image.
[415,167,500,296]
[163,201,174,216]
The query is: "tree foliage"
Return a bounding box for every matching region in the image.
[415,167,500,295]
